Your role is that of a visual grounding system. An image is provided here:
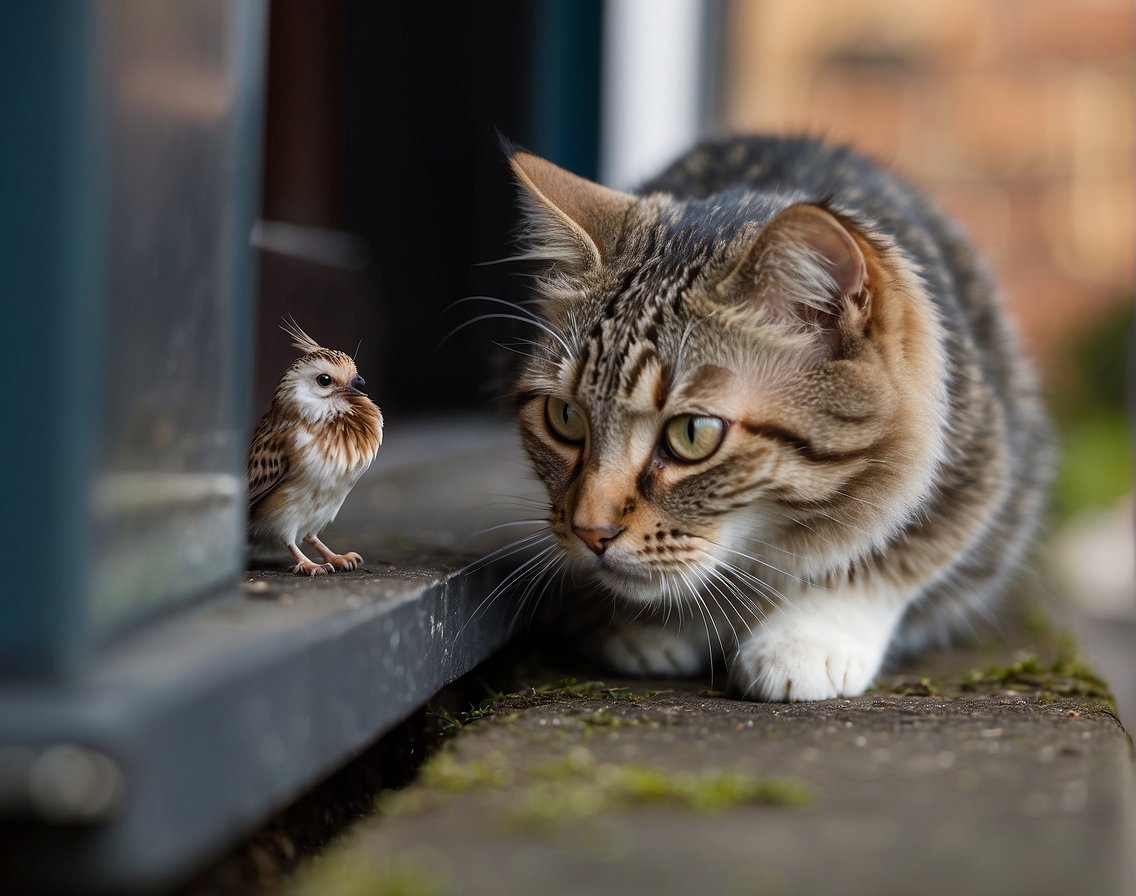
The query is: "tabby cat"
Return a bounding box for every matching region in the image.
[506,135,1050,701]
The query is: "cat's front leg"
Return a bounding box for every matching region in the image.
[732,586,910,701]
[595,615,717,679]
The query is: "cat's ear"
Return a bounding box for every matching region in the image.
[508,150,635,272]
[717,204,869,356]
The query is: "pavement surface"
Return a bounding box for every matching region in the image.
[285,619,1135,896]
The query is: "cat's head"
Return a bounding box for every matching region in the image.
[508,148,948,604]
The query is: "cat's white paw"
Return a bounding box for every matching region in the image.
[732,602,897,701]
[597,621,710,678]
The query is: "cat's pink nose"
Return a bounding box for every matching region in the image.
[572,524,624,555]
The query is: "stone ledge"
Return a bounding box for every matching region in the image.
[288,618,1136,896]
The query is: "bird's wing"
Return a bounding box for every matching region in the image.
[247,420,291,508]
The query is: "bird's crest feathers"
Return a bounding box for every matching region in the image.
[281,318,324,356]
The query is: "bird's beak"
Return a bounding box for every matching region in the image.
[340,374,368,397]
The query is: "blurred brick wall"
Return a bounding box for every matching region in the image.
[722,0,1133,383]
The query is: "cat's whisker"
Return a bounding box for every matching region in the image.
[507,558,561,634]
[480,493,552,510]
[679,583,715,681]
[503,559,545,630]
[694,549,781,615]
[727,530,808,560]
[445,499,542,534]
[663,590,681,631]
[777,514,821,539]
[730,515,846,566]
[508,550,567,632]
[492,335,550,361]
[467,504,549,521]
[701,562,768,622]
[473,253,541,266]
[468,518,548,536]
[823,487,890,513]
[493,340,543,360]
[687,561,749,646]
[670,579,687,629]
[471,522,550,547]
[708,553,798,614]
[603,595,621,628]
[478,539,558,601]
[629,598,654,624]
[661,578,686,630]
[438,311,574,358]
[463,529,553,574]
[507,336,552,350]
[703,538,815,587]
[444,295,576,349]
[784,506,877,542]
[470,528,551,559]
[458,541,561,638]
[444,294,546,318]
[660,587,675,628]
[674,565,724,678]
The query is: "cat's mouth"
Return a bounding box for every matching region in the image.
[559,531,717,602]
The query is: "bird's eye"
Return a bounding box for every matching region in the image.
[664,414,726,462]
[316,373,333,387]
[544,397,586,444]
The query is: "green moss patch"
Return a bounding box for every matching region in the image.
[512,748,811,827]
[877,613,1116,713]
[958,650,1114,704]
[885,677,940,697]
[522,678,674,702]
[429,677,674,735]
[377,739,810,831]
[289,849,450,896]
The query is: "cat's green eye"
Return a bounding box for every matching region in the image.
[545,397,586,444]
[664,414,726,462]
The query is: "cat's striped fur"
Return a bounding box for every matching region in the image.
[508,135,1051,701]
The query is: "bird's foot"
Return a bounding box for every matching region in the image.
[303,535,364,572]
[291,558,335,576]
[321,551,363,572]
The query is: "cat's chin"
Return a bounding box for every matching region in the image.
[591,567,672,604]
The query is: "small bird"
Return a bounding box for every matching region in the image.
[247,320,383,576]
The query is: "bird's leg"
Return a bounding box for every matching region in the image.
[303,534,363,572]
[288,542,334,576]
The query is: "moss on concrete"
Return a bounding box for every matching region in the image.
[883,677,940,697]
[428,677,674,736]
[875,616,1116,715]
[520,678,674,702]
[289,849,450,896]
[958,650,1115,704]
[502,759,811,828]
[374,734,810,832]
